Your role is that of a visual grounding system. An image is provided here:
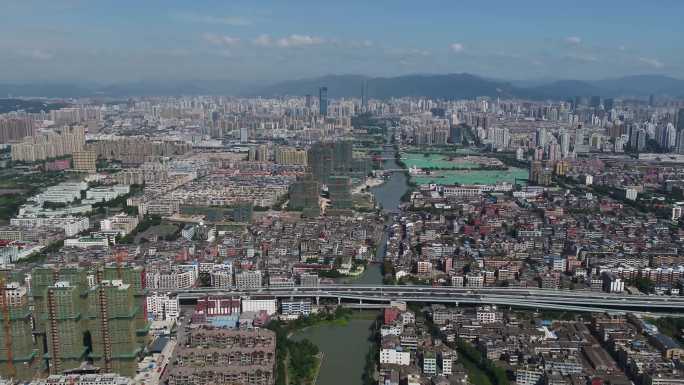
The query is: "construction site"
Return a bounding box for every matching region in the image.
[0,275,36,380]
[0,261,149,381]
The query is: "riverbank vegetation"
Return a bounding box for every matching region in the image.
[362,318,381,385]
[381,260,396,284]
[268,321,319,385]
[647,317,684,343]
[267,307,358,385]
[455,337,509,385]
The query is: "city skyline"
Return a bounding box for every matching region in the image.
[2,2,684,385]
[1,0,683,83]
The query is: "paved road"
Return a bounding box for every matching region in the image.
[170,284,684,312]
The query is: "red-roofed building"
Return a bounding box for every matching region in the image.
[384,307,400,325]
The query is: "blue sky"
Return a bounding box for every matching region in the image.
[1,0,682,83]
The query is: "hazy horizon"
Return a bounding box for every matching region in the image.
[2,72,684,88]
[2,0,683,83]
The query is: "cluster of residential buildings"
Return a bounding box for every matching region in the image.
[378,302,466,385]
[391,181,684,294]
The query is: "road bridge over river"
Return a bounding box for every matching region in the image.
[172,285,684,314]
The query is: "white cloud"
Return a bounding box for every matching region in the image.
[618,45,627,51]
[564,36,582,45]
[563,53,599,63]
[20,49,53,60]
[276,34,324,48]
[252,34,325,48]
[449,43,464,53]
[174,12,252,26]
[639,57,664,69]
[203,33,241,47]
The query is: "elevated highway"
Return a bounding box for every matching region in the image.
[172,284,684,313]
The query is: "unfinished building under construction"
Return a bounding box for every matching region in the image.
[30,265,148,378]
[0,276,39,379]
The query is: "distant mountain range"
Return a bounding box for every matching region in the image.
[1,73,683,100]
[252,74,684,100]
[0,99,70,114]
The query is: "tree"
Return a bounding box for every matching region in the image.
[628,277,656,294]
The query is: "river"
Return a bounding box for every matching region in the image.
[370,143,408,215]
[292,131,408,385]
[291,316,377,385]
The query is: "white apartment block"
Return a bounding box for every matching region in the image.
[241,299,277,315]
[380,348,411,366]
[423,353,437,375]
[26,374,132,385]
[516,368,544,385]
[210,269,233,288]
[380,324,403,337]
[64,235,109,249]
[146,266,198,289]
[85,184,130,202]
[146,292,180,321]
[33,182,88,204]
[465,274,484,288]
[10,216,89,237]
[441,352,455,375]
[281,300,312,317]
[100,213,139,236]
[235,270,262,289]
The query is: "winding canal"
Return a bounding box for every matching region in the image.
[292,130,409,385]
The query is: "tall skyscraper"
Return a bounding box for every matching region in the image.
[560,131,570,158]
[590,96,601,109]
[676,130,684,154]
[677,108,684,132]
[0,117,34,144]
[361,80,368,109]
[603,98,614,111]
[536,127,547,148]
[637,128,647,151]
[319,86,328,116]
[448,125,462,144]
[305,94,312,109]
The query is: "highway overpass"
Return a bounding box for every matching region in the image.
[172,284,684,313]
